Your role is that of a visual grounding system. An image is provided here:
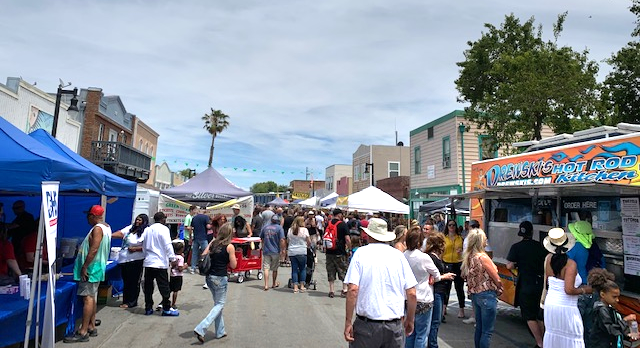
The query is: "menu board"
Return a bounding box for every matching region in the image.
[622,198,640,276]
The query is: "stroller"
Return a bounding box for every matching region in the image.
[288,247,317,290]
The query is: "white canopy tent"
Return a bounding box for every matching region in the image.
[319,192,339,206]
[298,196,319,207]
[340,186,409,214]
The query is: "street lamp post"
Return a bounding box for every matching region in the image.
[458,122,468,193]
[364,162,374,187]
[51,86,79,138]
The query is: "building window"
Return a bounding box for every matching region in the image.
[479,135,498,160]
[139,139,143,150]
[414,146,421,174]
[362,163,368,181]
[354,165,360,181]
[442,136,451,169]
[427,127,434,139]
[144,143,149,154]
[150,146,154,157]
[98,124,104,141]
[389,162,400,177]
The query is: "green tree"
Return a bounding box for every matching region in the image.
[202,108,230,167]
[250,181,279,193]
[456,13,600,153]
[601,1,640,125]
[179,168,196,178]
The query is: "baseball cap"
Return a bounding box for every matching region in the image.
[231,204,240,210]
[84,205,104,217]
[469,219,480,228]
[332,208,343,216]
[308,211,315,215]
[518,221,533,237]
[271,214,281,223]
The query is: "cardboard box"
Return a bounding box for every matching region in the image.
[97,285,112,305]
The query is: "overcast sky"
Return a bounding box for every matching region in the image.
[0,0,636,190]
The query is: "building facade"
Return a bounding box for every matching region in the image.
[290,179,326,200]
[325,164,352,193]
[336,176,351,196]
[133,119,159,186]
[376,176,410,202]
[409,110,555,217]
[352,144,410,193]
[0,77,81,151]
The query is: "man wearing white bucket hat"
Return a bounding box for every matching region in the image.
[344,218,417,348]
[541,227,593,348]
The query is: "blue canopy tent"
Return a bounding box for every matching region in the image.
[0,117,136,241]
[30,129,137,240]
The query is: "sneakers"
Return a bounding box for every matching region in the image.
[88,329,98,337]
[189,268,195,274]
[203,283,209,289]
[145,309,154,316]
[63,332,89,343]
[463,317,476,324]
[156,304,163,311]
[162,309,180,316]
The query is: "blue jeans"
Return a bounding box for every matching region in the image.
[472,290,497,348]
[428,293,443,348]
[194,275,228,338]
[191,239,209,270]
[290,254,307,286]
[405,305,433,348]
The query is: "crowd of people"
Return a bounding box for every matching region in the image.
[4,198,636,347]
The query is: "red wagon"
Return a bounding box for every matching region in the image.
[228,237,263,283]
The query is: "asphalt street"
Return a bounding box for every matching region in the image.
[55,251,535,348]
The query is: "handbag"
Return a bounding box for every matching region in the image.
[198,253,211,275]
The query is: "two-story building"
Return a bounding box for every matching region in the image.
[325,164,352,195]
[352,144,409,193]
[79,87,155,183]
[409,110,555,218]
[0,77,81,151]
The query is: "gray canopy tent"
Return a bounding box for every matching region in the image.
[161,167,250,205]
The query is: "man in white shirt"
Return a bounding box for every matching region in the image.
[142,212,179,317]
[344,218,417,348]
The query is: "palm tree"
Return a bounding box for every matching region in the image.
[202,108,230,167]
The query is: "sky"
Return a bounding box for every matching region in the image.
[0,0,637,190]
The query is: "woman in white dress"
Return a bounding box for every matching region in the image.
[542,228,593,348]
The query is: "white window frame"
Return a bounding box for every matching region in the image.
[388,161,400,177]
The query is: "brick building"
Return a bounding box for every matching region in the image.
[376,176,410,202]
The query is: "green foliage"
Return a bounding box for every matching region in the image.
[456,13,600,153]
[250,181,288,193]
[179,168,196,178]
[601,2,640,125]
[202,108,230,167]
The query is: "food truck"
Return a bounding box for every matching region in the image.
[464,125,640,314]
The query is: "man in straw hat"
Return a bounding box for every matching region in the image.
[344,218,417,347]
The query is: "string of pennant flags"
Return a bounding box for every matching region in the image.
[160,159,323,175]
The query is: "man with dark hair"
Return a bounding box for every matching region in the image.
[142,212,178,317]
[506,221,547,348]
[326,208,350,298]
[190,210,210,274]
[7,200,35,257]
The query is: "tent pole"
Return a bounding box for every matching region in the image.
[24,210,46,348]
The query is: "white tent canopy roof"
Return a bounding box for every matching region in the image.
[340,186,409,214]
[298,196,318,207]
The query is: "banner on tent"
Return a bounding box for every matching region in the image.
[41,181,59,348]
[158,194,191,224]
[292,192,310,199]
[207,196,254,220]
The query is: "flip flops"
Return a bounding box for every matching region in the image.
[328,292,335,298]
[341,290,347,298]
[272,282,280,288]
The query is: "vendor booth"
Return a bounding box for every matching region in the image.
[0,118,136,347]
[340,186,410,214]
[161,167,250,205]
[464,129,640,315]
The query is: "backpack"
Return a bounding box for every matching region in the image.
[323,220,340,251]
[586,241,604,272]
[233,215,248,237]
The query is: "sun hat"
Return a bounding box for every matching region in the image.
[543,227,576,254]
[231,204,241,210]
[308,211,315,215]
[360,218,396,242]
[84,205,104,217]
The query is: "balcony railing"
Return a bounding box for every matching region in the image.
[91,141,151,183]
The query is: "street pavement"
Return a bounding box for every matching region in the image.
[58,251,536,348]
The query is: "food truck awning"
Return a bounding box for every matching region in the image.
[453,182,640,200]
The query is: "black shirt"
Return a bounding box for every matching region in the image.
[209,243,230,277]
[326,219,348,256]
[283,216,294,235]
[191,214,210,241]
[428,252,450,294]
[506,239,547,294]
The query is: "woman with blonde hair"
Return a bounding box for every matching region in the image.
[461,229,503,348]
[288,216,311,293]
[194,222,237,343]
[393,225,408,252]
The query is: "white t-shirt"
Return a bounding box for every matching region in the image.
[287,227,310,256]
[315,215,324,232]
[404,249,440,304]
[142,223,176,269]
[344,243,418,320]
[117,225,145,263]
